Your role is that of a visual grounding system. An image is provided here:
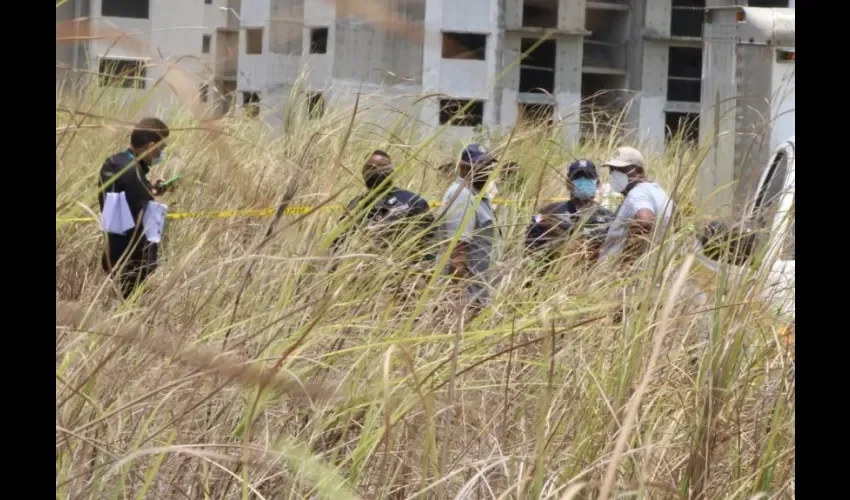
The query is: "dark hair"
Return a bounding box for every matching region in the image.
[369,149,391,161]
[130,117,170,149]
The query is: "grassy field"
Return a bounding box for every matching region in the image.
[56,87,795,499]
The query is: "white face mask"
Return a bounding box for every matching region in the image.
[150,150,165,165]
[608,170,630,193]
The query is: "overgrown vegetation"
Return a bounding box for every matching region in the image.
[56,80,794,499]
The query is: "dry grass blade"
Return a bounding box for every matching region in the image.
[57,32,794,495]
[56,301,332,402]
[597,253,696,499]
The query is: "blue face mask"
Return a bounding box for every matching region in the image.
[572,178,597,200]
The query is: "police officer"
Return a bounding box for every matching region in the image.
[526,159,615,274]
[335,150,435,259]
[98,117,172,299]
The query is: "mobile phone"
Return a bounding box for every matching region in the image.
[160,175,181,188]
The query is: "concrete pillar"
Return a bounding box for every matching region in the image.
[633,43,668,152]
[499,36,521,130]
[625,0,673,152]
[555,38,582,145]
[503,0,521,28]
[420,0,443,131]
[558,0,586,32]
[486,0,504,127]
[645,0,672,37]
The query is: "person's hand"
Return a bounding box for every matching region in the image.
[152,179,167,196]
[449,244,469,280]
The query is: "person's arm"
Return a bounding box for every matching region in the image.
[620,188,658,259]
[582,207,616,259]
[630,209,657,235]
[442,191,476,278]
[115,163,156,227]
[525,215,560,277]
[622,187,658,236]
[122,165,155,209]
[526,204,572,252]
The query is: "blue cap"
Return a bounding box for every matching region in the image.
[460,144,496,165]
[567,159,598,180]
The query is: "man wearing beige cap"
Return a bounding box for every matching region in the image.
[599,146,673,261]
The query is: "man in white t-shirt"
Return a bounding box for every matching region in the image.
[599,146,674,261]
[439,144,500,311]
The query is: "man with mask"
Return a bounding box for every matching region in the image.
[439,144,500,312]
[525,159,615,274]
[334,150,434,258]
[99,117,172,299]
[599,146,674,262]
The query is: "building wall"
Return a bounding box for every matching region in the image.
[58,0,241,117]
[57,0,789,146]
[56,0,90,87]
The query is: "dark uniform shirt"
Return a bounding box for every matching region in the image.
[98,149,155,236]
[97,149,159,298]
[525,199,615,268]
[335,187,435,258]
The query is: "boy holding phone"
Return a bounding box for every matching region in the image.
[98,117,175,299]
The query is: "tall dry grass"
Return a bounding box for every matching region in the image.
[56,83,794,499]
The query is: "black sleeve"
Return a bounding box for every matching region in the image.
[526,217,550,251]
[380,192,428,225]
[582,207,616,244]
[407,195,435,229]
[120,166,155,217]
[525,203,572,252]
[410,195,430,216]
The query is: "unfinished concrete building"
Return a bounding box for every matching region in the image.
[56,0,243,117]
[236,0,794,148]
[57,1,793,146]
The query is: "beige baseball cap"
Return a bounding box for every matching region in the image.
[603,147,646,169]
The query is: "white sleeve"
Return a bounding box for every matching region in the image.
[442,189,477,241]
[624,185,657,217]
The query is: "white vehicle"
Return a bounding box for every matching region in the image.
[696,6,795,320]
[696,137,795,318]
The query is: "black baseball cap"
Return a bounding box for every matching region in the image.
[460,144,496,166]
[567,159,598,180]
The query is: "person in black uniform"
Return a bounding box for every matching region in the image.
[525,159,615,275]
[334,150,435,260]
[98,117,172,299]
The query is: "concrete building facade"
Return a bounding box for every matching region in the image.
[56,0,793,148]
[56,0,243,116]
[235,0,792,149]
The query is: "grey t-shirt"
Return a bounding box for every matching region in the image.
[439,178,499,296]
[601,181,674,259]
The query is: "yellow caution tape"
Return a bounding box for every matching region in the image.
[56,197,573,225]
